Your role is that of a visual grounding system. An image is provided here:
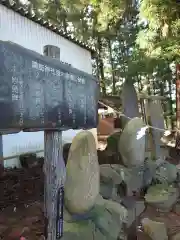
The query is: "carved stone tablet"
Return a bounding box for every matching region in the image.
[121,81,140,119]
[149,100,165,158]
[64,131,100,214]
[118,117,146,167]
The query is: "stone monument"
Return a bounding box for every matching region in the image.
[64,131,100,214]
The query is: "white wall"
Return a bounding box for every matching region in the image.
[0,5,92,73]
[0,4,95,167]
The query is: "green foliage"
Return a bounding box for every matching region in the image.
[138,0,180,61]
[23,0,177,124]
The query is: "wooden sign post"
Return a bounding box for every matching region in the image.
[176,65,180,148]
[43,46,65,239]
[0,41,98,239]
[44,130,65,239]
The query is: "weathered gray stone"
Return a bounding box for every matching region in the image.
[107,132,121,153]
[119,114,130,130]
[100,161,156,201]
[121,198,145,227]
[172,201,180,215]
[176,164,180,182]
[65,131,100,214]
[93,195,128,239]
[64,207,73,222]
[100,181,114,200]
[171,232,180,240]
[62,195,128,240]
[141,218,168,240]
[125,167,144,195]
[117,165,146,195]
[145,184,179,212]
[95,195,128,224]
[143,158,157,187]
[100,164,122,184]
[154,161,178,183]
[100,164,123,200]
[121,81,140,119]
[93,199,127,239]
[118,117,146,167]
[100,164,143,198]
[101,164,148,197]
[62,220,95,240]
[149,100,165,159]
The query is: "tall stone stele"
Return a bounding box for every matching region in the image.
[64,131,100,214]
[118,117,146,167]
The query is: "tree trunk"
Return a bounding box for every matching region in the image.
[168,74,174,129]
[97,36,106,95]
[107,38,116,95]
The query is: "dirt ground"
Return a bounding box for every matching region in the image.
[0,165,44,239]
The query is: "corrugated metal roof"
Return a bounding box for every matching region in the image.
[0,0,96,55]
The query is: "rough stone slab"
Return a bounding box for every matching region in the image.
[149,100,165,159]
[94,195,128,224]
[171,232,180,240]
[141,218,168,240]
[99,163,155,197]
[99,181,114,200]
[121,198,145,227]
[100,164,122,200]
[62,220,95,240]
[173,201,180,215]
[154,161,178,183]
[100,164,122,184]
[62,195,128,240]
[100,164,143,198]
[176,164,180,182]
[143,159,157,187]
[121,81,140,119]
[140,205,180,238]
[145,184,179,212]
[115,164,144,195]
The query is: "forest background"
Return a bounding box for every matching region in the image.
[17,0,180,128]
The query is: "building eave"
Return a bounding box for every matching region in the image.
[0,0,97,56]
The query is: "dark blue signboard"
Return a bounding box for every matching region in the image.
[0,41,98,132]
